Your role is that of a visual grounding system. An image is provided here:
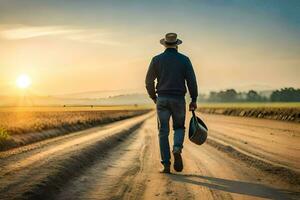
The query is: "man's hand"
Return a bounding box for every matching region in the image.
[189,102,197,111]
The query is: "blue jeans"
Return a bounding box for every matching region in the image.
[156,96,186,165]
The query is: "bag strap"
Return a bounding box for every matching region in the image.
[192,110,196,118]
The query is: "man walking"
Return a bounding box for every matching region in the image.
[145,33,198,173]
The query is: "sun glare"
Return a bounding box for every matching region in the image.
[16,74,31,89]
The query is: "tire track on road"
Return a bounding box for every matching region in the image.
[0,113,152,200]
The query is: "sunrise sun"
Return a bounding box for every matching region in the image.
[16,74,31,89]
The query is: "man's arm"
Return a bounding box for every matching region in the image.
[145,57,157,102]
[185,58,198,110]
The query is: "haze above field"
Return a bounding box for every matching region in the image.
[0,0,299,96]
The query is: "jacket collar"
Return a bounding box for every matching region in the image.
[164,48,178,53]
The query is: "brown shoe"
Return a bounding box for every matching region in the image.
[159,165,171,174]
[173,152,183,172]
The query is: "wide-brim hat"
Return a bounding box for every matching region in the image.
[160,33,182,46]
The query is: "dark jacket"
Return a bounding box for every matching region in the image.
[145,48,198,102]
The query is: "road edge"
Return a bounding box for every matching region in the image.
[206,137,300,185]
[17,116,150,200]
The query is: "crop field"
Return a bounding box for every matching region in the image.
[198,102,300,122]
[0,104,153,112]
[0,105,151,150]
[199,102,300,108]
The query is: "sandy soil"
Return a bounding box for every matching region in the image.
[0,112,299,200]
[200,113,300,171]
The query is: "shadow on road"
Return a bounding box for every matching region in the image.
[169,173,299,200]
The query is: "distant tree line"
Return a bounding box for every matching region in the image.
[199,87,300,102]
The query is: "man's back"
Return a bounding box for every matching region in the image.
[146,48,198,102]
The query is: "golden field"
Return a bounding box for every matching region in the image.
[0,106,151,150]
[198,102,300,122]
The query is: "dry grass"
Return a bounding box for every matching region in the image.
[0,104,152,112]
[0,127,10,142]
[198,103,300,122]
[200,102,300,108]
[0,106,151,136]
[0,106,151,150]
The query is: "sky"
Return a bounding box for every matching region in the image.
[0,0,299,96]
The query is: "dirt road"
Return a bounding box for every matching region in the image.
[201,113,300,172]
[0,112,299,200]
